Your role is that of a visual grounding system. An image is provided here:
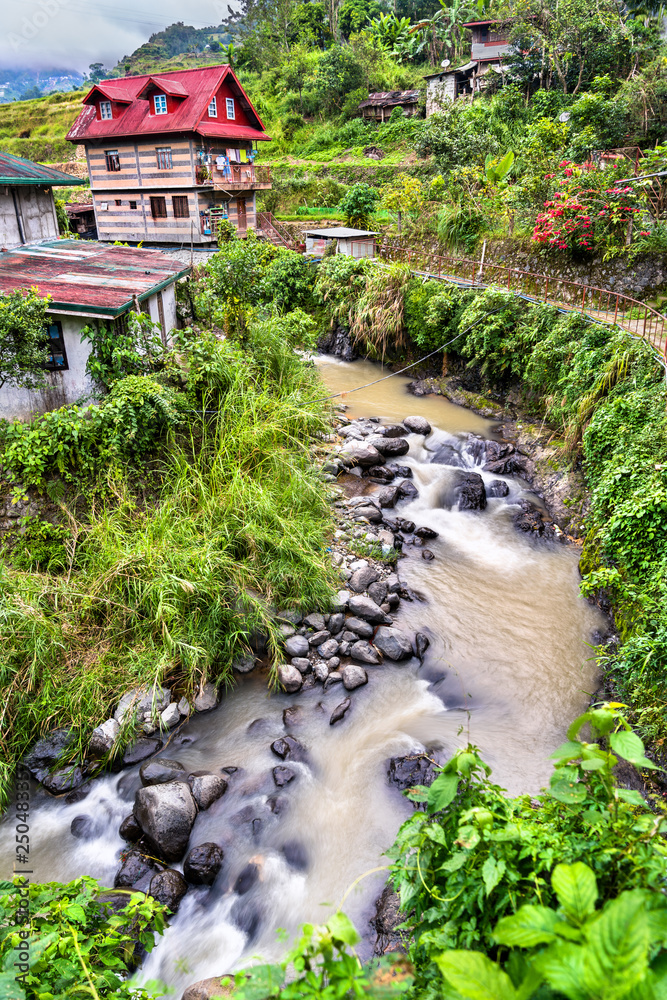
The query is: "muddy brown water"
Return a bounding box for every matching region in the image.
[0,356,602,994]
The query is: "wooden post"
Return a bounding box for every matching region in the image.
[614,294,619,326]
[581,286,586,313]
[544,276,549,302]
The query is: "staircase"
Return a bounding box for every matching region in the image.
[257,211,300,251]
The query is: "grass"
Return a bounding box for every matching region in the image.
[0,320,337,807]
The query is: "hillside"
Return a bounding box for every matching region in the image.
[0,89,86,162]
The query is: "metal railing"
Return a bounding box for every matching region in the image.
[376,242,667,356]
[257,211,298,250]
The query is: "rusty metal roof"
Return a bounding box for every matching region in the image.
[357,89,420,109]
[67,65,270,143]
[0,151,87,186]
[0,239,190,318]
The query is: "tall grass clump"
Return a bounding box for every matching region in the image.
[0,319,336,807]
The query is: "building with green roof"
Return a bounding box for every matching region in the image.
[0,150,86,248]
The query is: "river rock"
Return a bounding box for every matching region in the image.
[344,616,374,638]
[330,698,351,725]
[161,703,181,730]
[314,661,330,682]
[323,671,343,689]
[331,590,350,613]
[487,479,510,498]
[183,843,224,885]
[349,565,380,592]
[23,728,75,773]
[390,464,412,478]
[134,782,198,862]
[122,738,163,767]
[304,612,327,631]
[233,655,257,674]
[514,498,551,535]
[373,627,413,661]
[194,682,219,712]
[377,485,400,508]
[368,581,388,606]
[114,685,171,724]
[273,765,296,787]
[181,977,234,1000]
[382,424,408,437]
[271,736,306,761]
[70,814,102,840]
[342,665,369,690]
[308,629,331,646]
[348,594,391,625]
[367,436,410,458]
[415,633,430,659]
[368,466,395,483]
[282,840,309,871]
[114,848,160,888]
[149,869,188,911]
[277,664,303,693]
[291,657,311,675]
[457,473,487,511]
[350,641,382,665]
[177,697,191,716]
[283,705,304,727]
[285,634,309,657]
[140,758,187,787]
[397,480,419,501]
[189,771,228,810]
[388,754,439,790]
[37,765,84,795]
[403,416,431,435]
[414,526,438,539]
[352,505,383,524]
[386,574,400,593]
[339,441,382,467]
[318,639,339,659]
[338,640,351,657]
[422,549,435,561]
[88,719,120,759]
[328,613,345,635]
[234,862,261,895]
[119,814,142,843]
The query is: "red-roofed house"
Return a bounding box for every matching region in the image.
[66,65,272,244]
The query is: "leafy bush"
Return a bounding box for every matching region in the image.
[314,45,365,114]
[0,289,52,393]
[260,249,316,312]
[338,182,380,227]
[82,311,166,391]
[10,516,70,573]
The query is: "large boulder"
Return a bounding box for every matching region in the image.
[342,665,368,690]
[181,977,234,1000]
[194,682,219,713]
[134,782,198,862]
[183,843,224,885]
[277,664,303,694]
[366,436,410,458]
[88,719,120,760]
[23,728,74,773]
[140,758,187,787]
[373,627,413,662]
[122,738,163,767]
[339,440,382,467]
[114,686,171,725]
[349,641,382,665]
[349,566,380,593]
[114,848,161,889]
[403,416,431,435]
[285,634,309,658]
[188,772,228,810]
[456,472,487,511]
[149,869,188,911]
[388,754,439,791]
[348,594,391,625]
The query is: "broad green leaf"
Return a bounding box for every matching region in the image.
[610,730,658,768]
[495,150,515,180]
[326,911,360,946]
[551,863,598,925]
[0,969,26,1000]
[584,891,649,999]
[581,758,606,771]
[427,773,460,813]
[483,856,506,897]
[495,906,559,948]
[549,780,587,805]
[436,950,517,1000]
[616,788,647,807]
[426,823,448,845]
[535,941,588,1000]
[440,852,468,873]
[550,741,585,762]
[236,964,284,1000]
[64,904,86,925]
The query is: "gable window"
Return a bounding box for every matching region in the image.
[208,96,217,117]
[153,94,167,115]
[172,195,190,218]
[105,149,120,171]
[150,196,167,219]
[156,146,172,169]
[100,100,112,120]
[226,98,235,120]
[43,321,68,372]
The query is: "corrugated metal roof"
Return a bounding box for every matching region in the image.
[305,228,378,238]
[0,151,87,186]
[67,65,269,143]
[0,239,190,317]
[358,89,420,108]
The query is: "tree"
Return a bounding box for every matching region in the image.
[0,290,52,392]
[87,62,107,84]
[283,44,311,107]
[339,0,384,36]
[314,44,365,112]
[339,182,380,226]
[380,175,425,232]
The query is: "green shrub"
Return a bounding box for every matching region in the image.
[338,181,380,227]
[10,517,70,573]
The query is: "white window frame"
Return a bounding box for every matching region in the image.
[99,100,112,120]
[226,97,235,120]
[153,94,167,115]
[208,96,217,117]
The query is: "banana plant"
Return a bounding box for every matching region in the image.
[485,150,515,184]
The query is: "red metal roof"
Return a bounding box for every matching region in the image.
[0,151,87,186]
[68,65,269,143]
[0,239,190,317]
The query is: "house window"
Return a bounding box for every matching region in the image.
[153,93,167,115]
[208,96,217,117]
[150,196,167,219]
[226,98,235,120]
[43,321,68,372]
[115,199,121,206]
[156,146,172,169]
[105,149,120,171]
[100,100,112,120]
[129,200,137,209]
[172,195,189,218]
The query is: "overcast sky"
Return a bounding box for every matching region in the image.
[0,0,237,73]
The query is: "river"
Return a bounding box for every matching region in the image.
[0,356,602,995]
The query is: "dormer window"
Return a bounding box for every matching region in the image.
[100,100,112,120]
[153,94,167,115]
[226,98,235,120]
[208,96,217,117]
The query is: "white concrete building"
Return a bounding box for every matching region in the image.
[0,239,189,420]
[304,228,378,258]
[0,150,87,248]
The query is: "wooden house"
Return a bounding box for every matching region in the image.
[66,65,272,244]
[0,151,86,248]
[357,90,421,122]
[424,20,511,111]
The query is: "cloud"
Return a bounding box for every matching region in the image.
[0,0,235,73]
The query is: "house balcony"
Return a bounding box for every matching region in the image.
[195,164,272,190]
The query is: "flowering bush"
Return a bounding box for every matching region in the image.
[532,160,645,256]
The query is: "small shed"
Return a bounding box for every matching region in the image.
[0,151,87,248]
[357,90,420,122]
[304,227,377,258]
[66,202,97,239]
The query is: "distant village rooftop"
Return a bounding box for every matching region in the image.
[0,239,190,318]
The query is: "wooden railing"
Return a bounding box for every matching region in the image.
[374,242,667,357]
